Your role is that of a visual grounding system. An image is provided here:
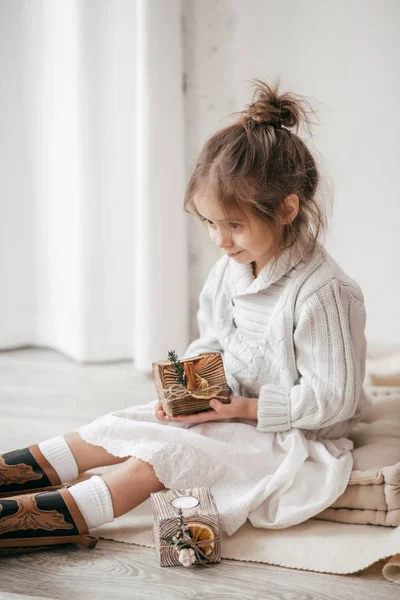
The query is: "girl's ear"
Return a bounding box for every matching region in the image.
[280,194,299,224]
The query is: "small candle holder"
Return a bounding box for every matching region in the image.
[150,487,221,567]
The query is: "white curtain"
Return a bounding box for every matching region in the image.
[0,0,188,371]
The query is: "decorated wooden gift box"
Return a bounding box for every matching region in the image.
[152,350,231,417]
[150,487,221,567]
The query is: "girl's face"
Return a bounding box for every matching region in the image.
[194,194,277,272]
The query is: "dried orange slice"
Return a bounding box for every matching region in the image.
[190,387,220,400]
[194,373,209,389]
[174,521,215,557]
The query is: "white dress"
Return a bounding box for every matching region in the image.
[78,244,366,536]
[78,402,353,536]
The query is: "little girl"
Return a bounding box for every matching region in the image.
[0,79,369,552]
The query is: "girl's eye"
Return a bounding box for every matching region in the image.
[200,217,241,230]
[201,217,216,228]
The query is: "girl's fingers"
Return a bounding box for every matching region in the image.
[155,404,180,422]
[155,405,168,422]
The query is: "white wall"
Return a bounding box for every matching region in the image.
[0,1,35,345]
[183,0,236,340]
[184,0,400,349]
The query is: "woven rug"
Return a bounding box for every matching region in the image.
[76,468,400,584]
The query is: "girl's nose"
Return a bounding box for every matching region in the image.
[216,232,232,248]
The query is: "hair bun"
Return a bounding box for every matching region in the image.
[240,78,313,131]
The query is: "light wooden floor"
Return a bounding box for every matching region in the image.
[0,348,397,600]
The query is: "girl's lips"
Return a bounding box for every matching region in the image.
[229,250,243,257]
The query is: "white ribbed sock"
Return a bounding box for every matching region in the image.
[67,475,115,529]
[38,436,79,483]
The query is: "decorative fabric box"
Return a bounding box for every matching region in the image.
[150,487,221,567]
[152,351,231,417]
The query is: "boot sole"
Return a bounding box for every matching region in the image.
[0,534,99,550]
[0,484,64,499]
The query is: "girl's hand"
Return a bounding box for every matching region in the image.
[155,396,258,425]
[155,403,171,423]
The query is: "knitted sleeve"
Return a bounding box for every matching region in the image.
[257,279,367,432]
[181,262,223,359]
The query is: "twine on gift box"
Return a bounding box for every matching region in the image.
[159,508,220,567]
[155,383,227,402]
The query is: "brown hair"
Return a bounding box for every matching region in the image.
[184,77,331,272]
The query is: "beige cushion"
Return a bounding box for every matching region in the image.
[364,348,400,387]
[315,386,400,526]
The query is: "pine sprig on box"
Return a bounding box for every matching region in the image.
[166,350,187,387]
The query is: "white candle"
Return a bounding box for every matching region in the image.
[170,495,200,509]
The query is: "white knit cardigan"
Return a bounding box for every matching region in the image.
[182,242,370,439]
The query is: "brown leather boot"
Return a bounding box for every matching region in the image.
[0,488,99,554]
[0,445,64,498]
